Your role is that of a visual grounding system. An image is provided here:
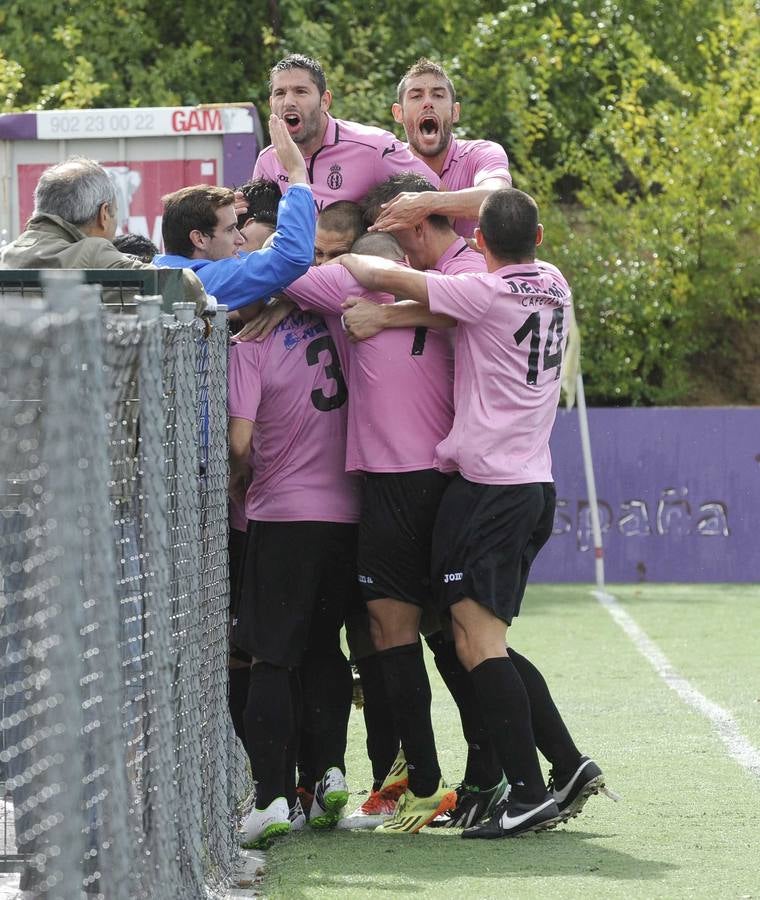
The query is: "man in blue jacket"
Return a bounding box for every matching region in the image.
[154,115,315,309]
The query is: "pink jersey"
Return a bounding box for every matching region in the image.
[427,260,571,485]
[436,235,487,277]
[228,310,359,522]
[418,137,511,239]
[254,114,439,211]
[285,240,484,472]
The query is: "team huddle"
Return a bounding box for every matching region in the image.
[191,53,610,849]
[0,52,609,852]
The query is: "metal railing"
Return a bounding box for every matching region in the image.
[0,267,187,312]
[0,271,247,899]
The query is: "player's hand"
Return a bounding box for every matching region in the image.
[369,192,435,233]
[236,296,296,342]
[233,190,248,219]
[269,114,308,186]
[341,296,387,342]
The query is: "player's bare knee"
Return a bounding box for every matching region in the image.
[366,610,387,651]
[452,629,476,671]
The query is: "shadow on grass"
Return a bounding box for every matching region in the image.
[264,826,678,898]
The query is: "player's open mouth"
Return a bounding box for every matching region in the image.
[419,116,439,136]
[283,113,301,129]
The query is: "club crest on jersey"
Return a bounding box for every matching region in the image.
[327,164,343,190]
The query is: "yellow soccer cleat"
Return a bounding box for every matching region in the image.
[375,779,457,835]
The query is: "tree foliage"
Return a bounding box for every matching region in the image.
[1,0,757,404]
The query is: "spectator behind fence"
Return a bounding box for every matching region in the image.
[154,116,315,311]
[113,232,160,264]
[0,156,209,314]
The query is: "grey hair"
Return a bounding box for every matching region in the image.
[33,156,117,226]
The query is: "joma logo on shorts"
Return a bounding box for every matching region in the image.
[358,575,374,584]
[443,572,463,583]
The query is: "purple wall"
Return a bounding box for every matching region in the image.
[531,408,759,583]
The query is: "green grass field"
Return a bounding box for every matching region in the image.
[263,584,760,899]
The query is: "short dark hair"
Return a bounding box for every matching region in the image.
[112,232,159,263]
[478,188,539,262]
[361,172,448,230]
[318,201,364,242]
[351,231,404,262]
[269,54,327,95]
[397,58,456,104]
[161,185,236,257]
[237,178,280,230]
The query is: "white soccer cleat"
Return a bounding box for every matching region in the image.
[238,796,290,849]
[288,796,307,832]
[309,767,349,829]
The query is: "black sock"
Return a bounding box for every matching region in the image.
[300,645,353,778]
[377,641,440,797]
[284,668,301,809]
[228,666,250,753]
[469,656,546,804]
[296,729,315,795]
[355,653,400,787]
[426,632,501,789]
[244,661,292,809]
[508,647,582,781]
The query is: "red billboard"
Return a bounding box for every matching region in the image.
[17,159,218,251]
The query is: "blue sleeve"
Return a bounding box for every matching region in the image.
[197,185,316,311]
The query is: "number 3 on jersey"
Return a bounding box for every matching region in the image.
[305,334,348,411]
[513,307,564,386]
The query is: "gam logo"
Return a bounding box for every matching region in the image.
[327,164,343,190]
[443,571,463,584]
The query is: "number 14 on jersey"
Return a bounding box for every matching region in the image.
[513,307,565,386]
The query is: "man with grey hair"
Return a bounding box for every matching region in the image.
[0,156,155,270]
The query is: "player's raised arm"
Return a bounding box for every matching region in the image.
[339,253,430,306]
[341,296,455,341]
[370,176,511,234]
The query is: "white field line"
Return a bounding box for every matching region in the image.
[593,590,760,780]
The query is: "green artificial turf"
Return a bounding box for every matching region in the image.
[263,584,760,899]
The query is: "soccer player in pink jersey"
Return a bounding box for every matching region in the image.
[284,236,457,833]
[341,174,518,830]
[226,181,280,764]
[315,201,364,265]
[253,54,439,211]
[370,58,511,238]
[284,176,506,834]
[229,308,360,848]
[339,187,607,839]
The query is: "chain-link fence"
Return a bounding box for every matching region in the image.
[0,272,247,899]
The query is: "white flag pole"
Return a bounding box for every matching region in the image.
[574,370,605,589]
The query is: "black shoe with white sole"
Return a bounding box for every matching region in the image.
[548,756,605,823]
[429,775,509,829]
[461,794,559,839]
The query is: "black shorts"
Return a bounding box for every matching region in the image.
[431,476,556,625]
[357,470,451,607]
[229,525,247,613]
[228,526,252,664]
[231,521,360,668]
